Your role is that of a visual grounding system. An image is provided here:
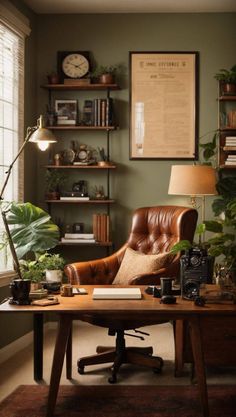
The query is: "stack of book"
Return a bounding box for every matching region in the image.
[225,136,236,147]
[93,213,110,242]
[61,233,96,243]
[225,155,236,165]
[57,116,76,125]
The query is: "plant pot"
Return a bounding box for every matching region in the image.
[45,269,63,283]
[99,73,114,84]
[221,82,236,95]
[30,282,42,291]
[47,74,60,85]
[45,191,60,200]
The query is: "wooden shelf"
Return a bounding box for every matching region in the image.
[41,83,120,91]
[219,165,236,169]
[45,164,116,169]
[219,95,236,101]
[46,125,117,131]
[46,199,115,204]
[58,241,113,247]
[220,127,236,131]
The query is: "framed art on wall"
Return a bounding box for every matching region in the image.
[55,99,78,125]
[129,51,199,160]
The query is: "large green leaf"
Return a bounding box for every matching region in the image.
[6,202,60,259]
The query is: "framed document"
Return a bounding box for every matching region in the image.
[129,52,199,160]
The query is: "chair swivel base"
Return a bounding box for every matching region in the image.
[77,345,164,383]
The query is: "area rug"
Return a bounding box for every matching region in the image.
[0,385,236,417]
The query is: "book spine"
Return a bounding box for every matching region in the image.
[93,214,98,240]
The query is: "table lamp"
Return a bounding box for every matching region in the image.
[168,165,217,223]
[0,115,57,280]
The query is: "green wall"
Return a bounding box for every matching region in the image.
[35,12,236,257]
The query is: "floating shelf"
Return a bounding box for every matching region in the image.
[45,199,115,204]
[41,83,120,91]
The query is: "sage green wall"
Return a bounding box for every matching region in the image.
[35,12,236,257]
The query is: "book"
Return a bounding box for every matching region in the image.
[64,233,94,239]
[57,119,76,125]
[92,288,142,300]
[61,238,96,243]
[60,196,90,201]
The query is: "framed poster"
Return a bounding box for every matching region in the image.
[129,51,199,160]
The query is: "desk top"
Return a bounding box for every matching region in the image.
[1,285,236,319]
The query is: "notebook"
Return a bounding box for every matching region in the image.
[93,288,142,299]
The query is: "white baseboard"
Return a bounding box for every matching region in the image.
[0,321,57,364]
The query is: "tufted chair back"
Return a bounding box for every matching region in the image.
[64,205,198,286]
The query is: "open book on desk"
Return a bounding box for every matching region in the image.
[93,288,142,299]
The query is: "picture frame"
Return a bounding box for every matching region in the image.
[129,51,199,160]
[55,99,78,125]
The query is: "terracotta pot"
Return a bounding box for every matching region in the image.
[221,82,236,95]
[99,73,114,84]
[47,74,60,85]
[45,191,60,200]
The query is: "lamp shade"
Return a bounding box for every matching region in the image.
[29,115,57,144]
[168,165,217,196]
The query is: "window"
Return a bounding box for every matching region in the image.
[0,2,30,278]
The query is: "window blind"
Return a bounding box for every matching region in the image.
[0,21,24,273]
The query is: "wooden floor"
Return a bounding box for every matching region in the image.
[0,321,235,403]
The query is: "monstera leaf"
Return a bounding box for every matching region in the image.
[6,202,60,259]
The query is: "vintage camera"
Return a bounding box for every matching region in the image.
[180,247,212,300]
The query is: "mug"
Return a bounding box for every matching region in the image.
[9,278,31,305]
[60,284,73,297]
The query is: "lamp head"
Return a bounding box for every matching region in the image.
[29,115,57,151]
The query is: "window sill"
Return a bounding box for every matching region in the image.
[0,272,17,288]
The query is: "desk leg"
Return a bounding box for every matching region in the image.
[66,326,72,379]
[33,313,43,381]
[46,314,72,417]
[189,317,209,417]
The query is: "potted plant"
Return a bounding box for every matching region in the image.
[0,201,60,289]
[47,71,60,85]
[37,252,66,283]
[91,63,125,84]
[214,65,236,95]
[45,169,67,200]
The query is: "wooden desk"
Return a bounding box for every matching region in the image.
[1,285,236,417]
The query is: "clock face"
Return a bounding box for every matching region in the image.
[78,149,88,161]
[62,53,89,79]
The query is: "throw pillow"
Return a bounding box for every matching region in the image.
[113,247,174,285]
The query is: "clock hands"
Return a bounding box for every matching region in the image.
[68,62,85,69]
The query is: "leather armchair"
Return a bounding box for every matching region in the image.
[65,205,198,286]
[64,205,198,383]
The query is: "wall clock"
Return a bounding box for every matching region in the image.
[57,51,90,81]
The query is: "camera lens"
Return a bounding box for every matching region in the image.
[190,255,201,267]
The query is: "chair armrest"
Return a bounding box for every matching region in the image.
[64,244,127,285]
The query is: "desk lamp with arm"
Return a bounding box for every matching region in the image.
[0,115,57,280]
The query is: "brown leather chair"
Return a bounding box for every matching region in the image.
[65,205,198,383]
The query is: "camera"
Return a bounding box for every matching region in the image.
[180,247,212,300]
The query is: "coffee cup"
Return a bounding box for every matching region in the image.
[60,284,73,297]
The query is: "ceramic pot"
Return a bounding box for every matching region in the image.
[99,73,114,84]
[221,82,236,95]
[45,270,63,283]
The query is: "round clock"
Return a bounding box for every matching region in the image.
[78,145,90,162]
[62,53,89,79]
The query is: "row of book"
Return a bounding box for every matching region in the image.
[83,98,114,127]
[93,213,110,242]
[61,233,95,243]
[225,155,236,165]
[225,136,236,147]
